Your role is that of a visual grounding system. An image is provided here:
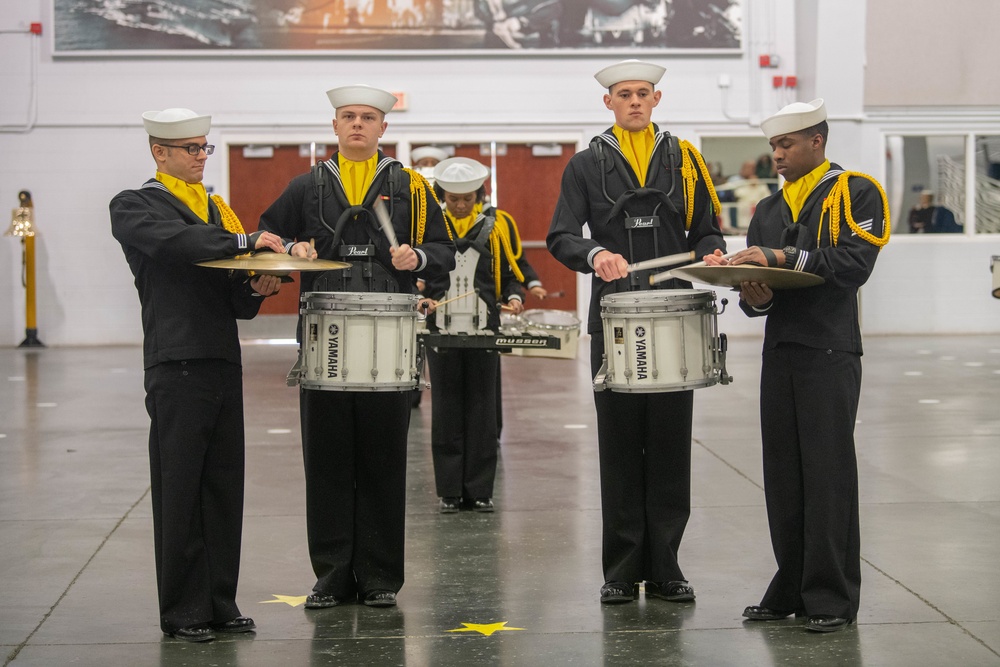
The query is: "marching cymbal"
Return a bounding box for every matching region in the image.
[669,264,825,289]
[196,253,350,276]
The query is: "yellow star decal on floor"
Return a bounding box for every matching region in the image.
[260,594,308,607]
[446,621,524,637]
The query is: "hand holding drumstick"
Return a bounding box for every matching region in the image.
[416,289,478,315]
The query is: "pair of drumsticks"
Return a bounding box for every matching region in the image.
[630,251,739,285]
[421,290,521,314]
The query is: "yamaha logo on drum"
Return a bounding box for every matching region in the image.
[634,326,648,380]
[327,323,340,378]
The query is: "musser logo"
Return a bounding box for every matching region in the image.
[496,337,547,347]
[327,324,340,378]
[634,326,648,380]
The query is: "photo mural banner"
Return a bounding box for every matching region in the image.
[53,0,742,55]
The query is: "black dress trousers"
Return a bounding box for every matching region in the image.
[590,331,693,584]
[427,347,500,500]
[144,359,245,634]
[757,344,862,620]
[300,388,410,598]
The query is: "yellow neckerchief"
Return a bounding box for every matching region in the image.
[445,202,482,238]
[337,153,378,206]
[156,171,208,222]
[782,159,830,222]
[612,123,655,186]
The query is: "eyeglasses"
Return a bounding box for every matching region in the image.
[158,143,215,156]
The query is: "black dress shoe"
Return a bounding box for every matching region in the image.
[212,616,256,633]
[362,590,397,607]
[305,593,344,609]
[743,605,793,621]
[472,498,494,513]
[600,581,639,604]
[165,626,215,642]
[439,497,461,513]
[646,580,695,602]
[806,615,854,632]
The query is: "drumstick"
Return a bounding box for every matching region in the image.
[543,290,565,299]
[432,289,477,308]
[372,197,399,250]
[627,251,695,274]
[649,252,739,285]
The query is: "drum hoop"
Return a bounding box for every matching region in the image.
[302,291,419,315]
[302,308,417,318]
[600,290,715,311]
[521,309,581,331]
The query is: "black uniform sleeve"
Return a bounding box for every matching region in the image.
[547,154,604,273]
[796,177,885,289]
[110,190,248,264]
[258,173,311,242]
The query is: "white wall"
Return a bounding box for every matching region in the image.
[1,0,998,346]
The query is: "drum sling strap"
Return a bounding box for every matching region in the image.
[310,160,403,293]
[591,132,685,290]
[448,212,497,257]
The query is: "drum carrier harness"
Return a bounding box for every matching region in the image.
[591,131,685,291]
[310,158,404,294]
[438,209,499,333]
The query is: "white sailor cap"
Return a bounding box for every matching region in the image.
[433,157,490,194]
[410,146,449,165]
[760,98,827,140]
[594,59,665,89]
[410,146,448,162]
[325,85,397,114]
[142,108,211,139]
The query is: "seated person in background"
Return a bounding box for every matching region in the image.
[732,159,773,229]
[908,190,962,234]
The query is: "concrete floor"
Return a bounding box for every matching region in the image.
[1,333,999,666]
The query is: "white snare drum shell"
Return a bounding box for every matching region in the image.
[599,289,721,392]
[299,292,419,391]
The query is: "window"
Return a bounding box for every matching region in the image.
[885,135,966,235]
[975,135,1000,234]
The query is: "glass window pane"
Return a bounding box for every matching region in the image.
[701,136,776,233]
[885,135,966,234]
[975,136,1000,234]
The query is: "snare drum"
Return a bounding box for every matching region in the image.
[595,290,727,393]
[298,292,419,391]
[518,309,581,359]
